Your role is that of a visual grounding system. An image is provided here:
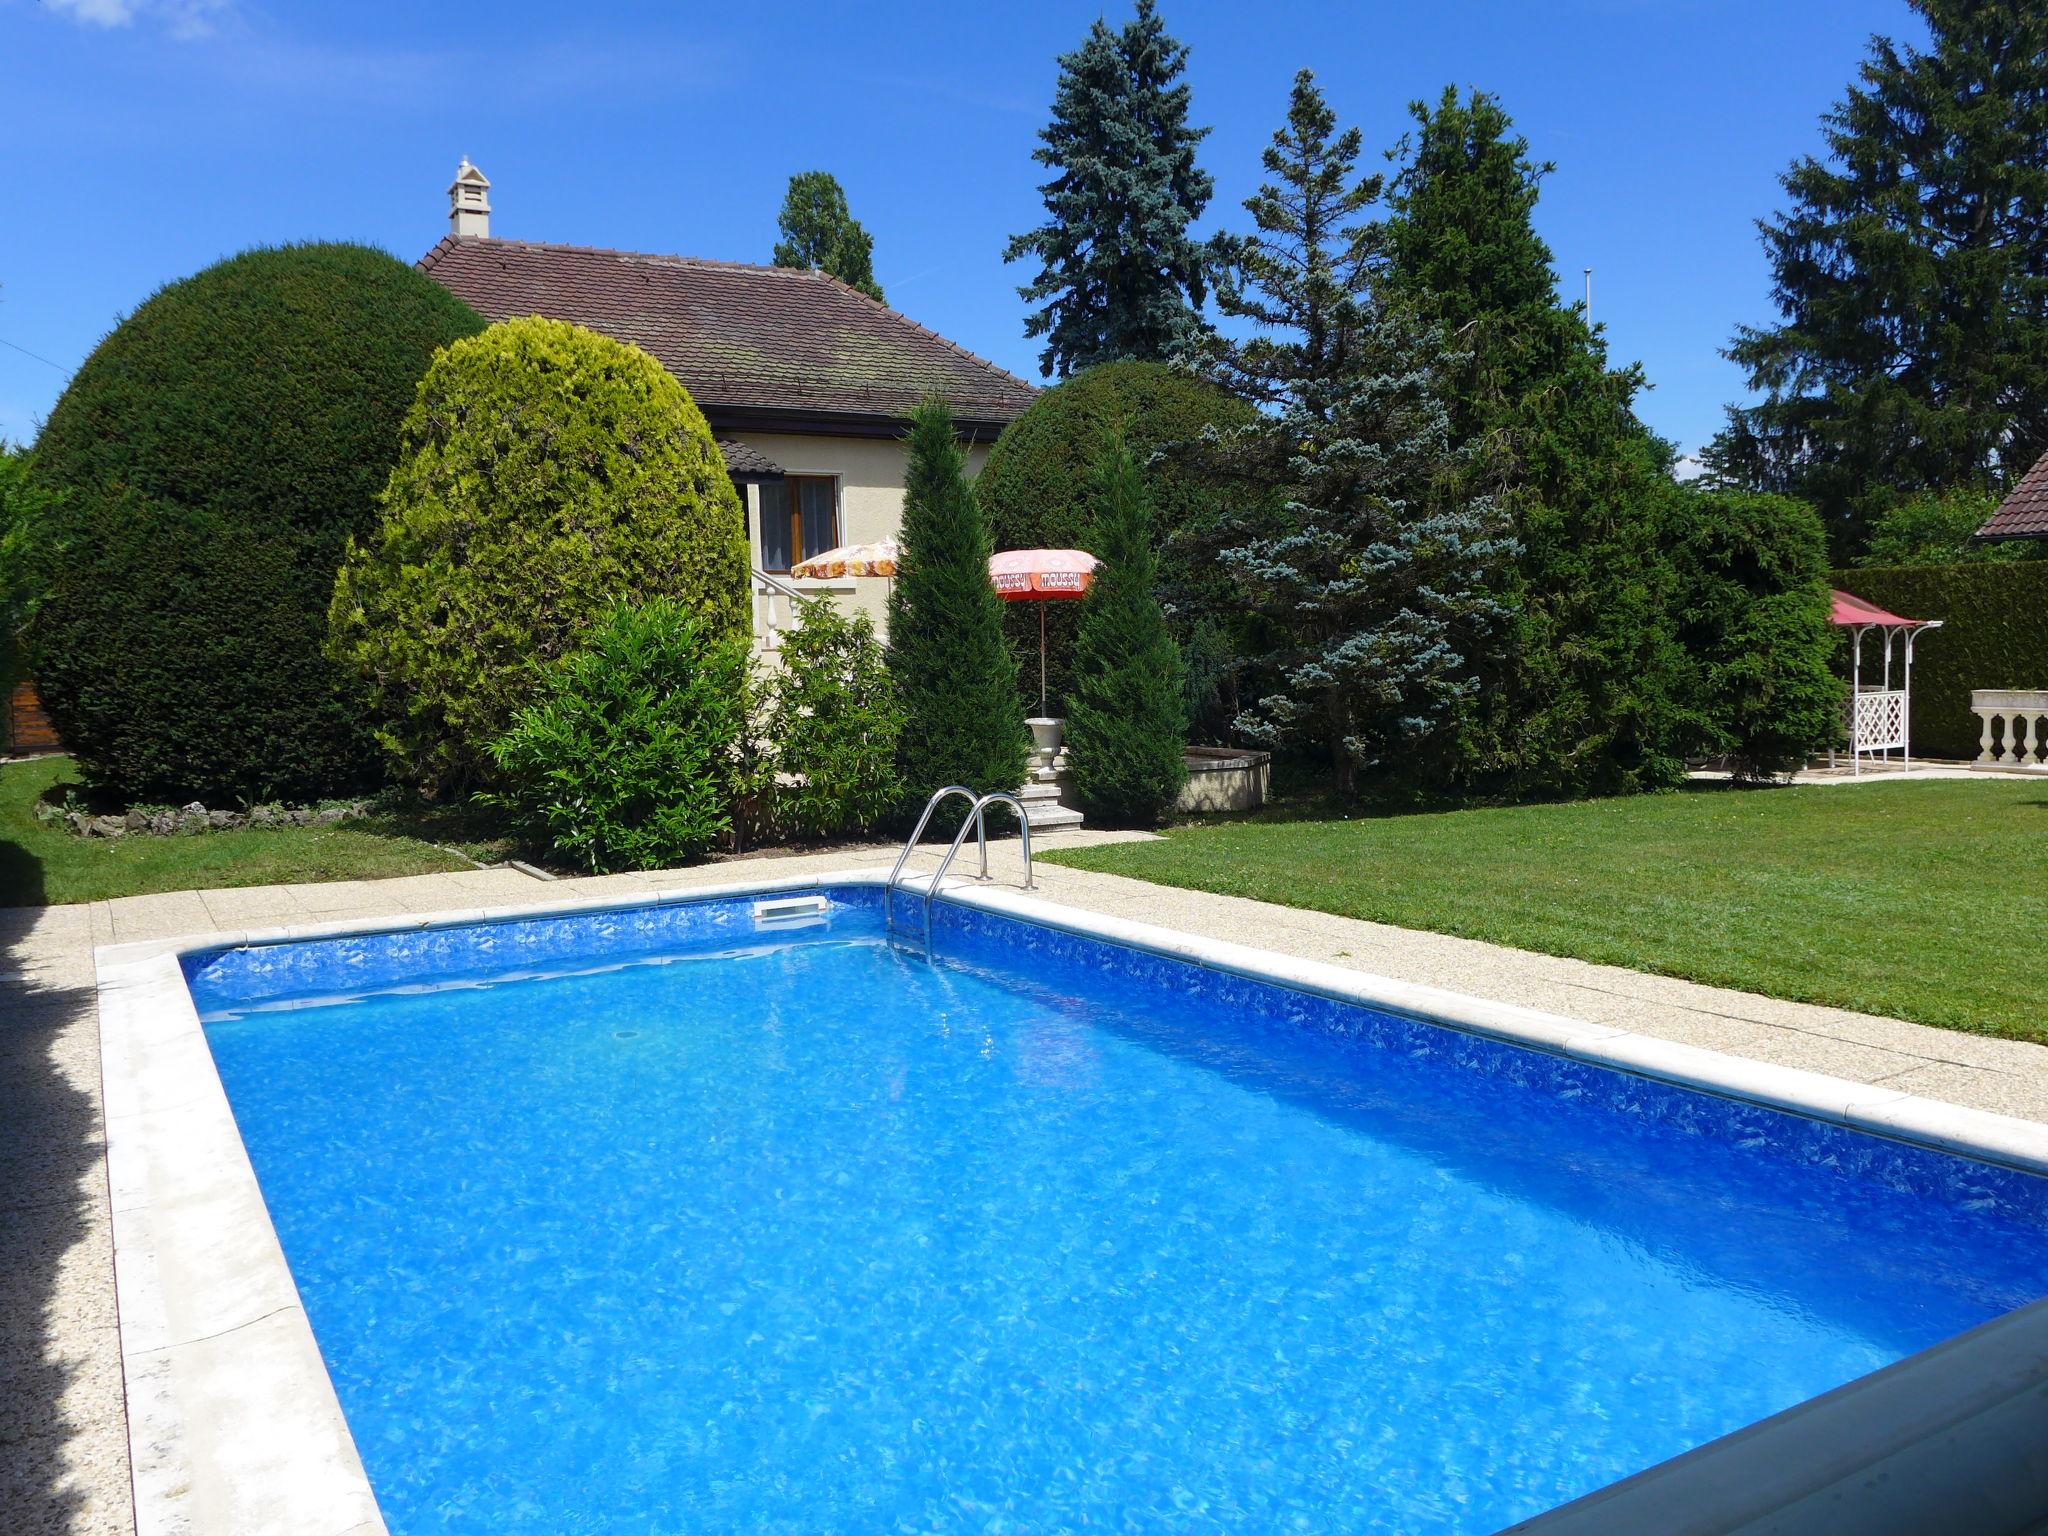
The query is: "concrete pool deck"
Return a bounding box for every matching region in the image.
[5,835,2047,1532]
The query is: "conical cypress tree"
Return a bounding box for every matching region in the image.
[887,398,1028,809]
[1066,441,1187,825]
[771,170,885,302]
[1379,86,1685,798]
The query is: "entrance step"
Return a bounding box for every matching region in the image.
[1015,780,1084,830]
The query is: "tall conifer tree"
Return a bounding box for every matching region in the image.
[1005,0,1214,376]
[1065,441,1188,824]
[1710,0,2048,553]
[1380,87,1686,797]
[887,398,1028,807]
[1201,72,1513,795]
[773,171,885,302]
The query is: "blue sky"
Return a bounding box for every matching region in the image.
[2,0,1909,464]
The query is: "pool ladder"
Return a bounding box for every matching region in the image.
[884,786,1036,956]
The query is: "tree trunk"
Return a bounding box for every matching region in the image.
[1328,693,1356,797]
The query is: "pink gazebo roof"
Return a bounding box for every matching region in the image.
[1829,589,1927,628]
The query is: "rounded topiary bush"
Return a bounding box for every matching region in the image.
[26,242,485,801]
[974,360,1256,718]
[330,316,752,794]
[1667,489,1842,781]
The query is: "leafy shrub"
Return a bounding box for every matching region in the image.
[0,441,56,722]
[330,317,751,795]
[761,600,904,839]
[1826,562,2048,760]
[24,243,484,801]
[888,398,1028,808]
[1856,488,2039,566]
[0,441,52,636]
[483,601,752,872]
[974,360,1258,719]
[1668,489,1841,780]
[1066,443,1187,824]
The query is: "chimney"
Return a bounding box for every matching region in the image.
[448,157,491,239]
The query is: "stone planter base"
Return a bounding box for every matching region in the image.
[1177,747,1271,814]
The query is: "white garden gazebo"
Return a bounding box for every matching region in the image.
[1831,588,1942,775]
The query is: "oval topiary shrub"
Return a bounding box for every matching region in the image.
[973,360,1256,719]
[26,242,486,802]
[329,316,752,795]
[1668,488,1842,781]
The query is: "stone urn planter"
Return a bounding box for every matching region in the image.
[1018,717,1083,830]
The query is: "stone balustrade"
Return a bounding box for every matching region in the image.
[1972,689,2048,768]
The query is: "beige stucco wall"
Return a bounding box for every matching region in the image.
[728,429,991,650]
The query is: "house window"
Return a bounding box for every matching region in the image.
[758,476,839,572]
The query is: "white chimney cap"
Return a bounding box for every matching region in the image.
[448,157,491,239]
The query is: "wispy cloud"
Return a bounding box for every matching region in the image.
[197,30,729,110]
[21,4,726,103]
[1673,453,1707,483]
[39,0,233,40]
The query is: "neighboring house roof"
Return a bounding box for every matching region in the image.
[715,438,784,480]
[418,236,1036,439]
[1977,449,2048,540]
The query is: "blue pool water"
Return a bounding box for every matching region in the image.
[190,888,2048,1534]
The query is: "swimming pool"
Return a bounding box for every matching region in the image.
[152,879,2048,1533]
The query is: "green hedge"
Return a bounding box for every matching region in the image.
[26,243,484,802]
[1828,563,2048,760]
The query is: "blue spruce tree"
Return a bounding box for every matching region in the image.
[1005,0,1214,377]
[1201,71,1514,795]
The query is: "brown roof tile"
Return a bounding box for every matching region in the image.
[715,438,784,479]
[1979,449,2048,540]
[419,236,1035,430]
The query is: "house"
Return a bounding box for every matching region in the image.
[1974,448,2048,542]
[419,159,1036,644]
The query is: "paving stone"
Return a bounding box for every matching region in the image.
[103,892,213,944]
[196,887,311,929]
[0,1202,118,1347]
[1881,1061,2048,1123]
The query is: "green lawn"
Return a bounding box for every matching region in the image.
[1044,780,2048,1043]
[0,756,517,907]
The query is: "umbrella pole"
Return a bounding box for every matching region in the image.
[1040,604,1048,717]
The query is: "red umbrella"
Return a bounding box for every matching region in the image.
[989,548,1099,716]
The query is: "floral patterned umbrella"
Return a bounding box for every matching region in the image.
[789,538,900,580]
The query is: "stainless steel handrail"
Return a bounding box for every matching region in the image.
[752,567,826,606]
[922,791,1034,954]
[884,786,986,936]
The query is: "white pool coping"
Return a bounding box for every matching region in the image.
[94,865,2048,1534]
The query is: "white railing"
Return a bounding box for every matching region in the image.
[1839,612,1938,774]
[751,569,826,652]
[1849,689,1908,753]
[1972,689,2048,769]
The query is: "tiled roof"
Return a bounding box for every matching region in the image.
[1978,449,2048,540]
[419,236,1036,429]
[715,438,783,479]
